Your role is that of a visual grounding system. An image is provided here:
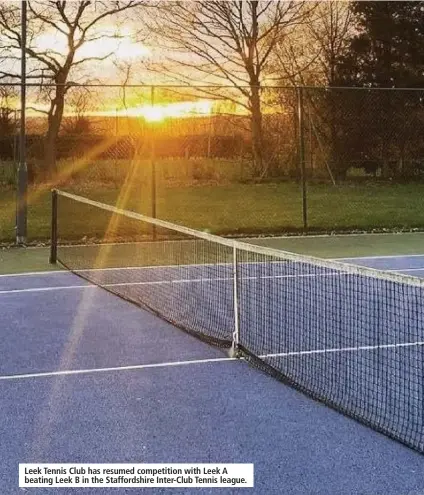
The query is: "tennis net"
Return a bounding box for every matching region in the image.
[51,189,424,454]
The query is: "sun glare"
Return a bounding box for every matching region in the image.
[26,99,214,122]
[29,26,212,122]
[117,100,214,122]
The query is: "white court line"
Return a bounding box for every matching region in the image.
[0,261,421,281]
[0,272,351,295]
[0,356,236,382]
[3,340,422,382]
[261,340,424,359]
[68,263,231,274]
[247,232,424,240]
[0,270,66,278]
[0,259,301,278]
[335,254,424,260]
[0,263,233,278]
[392,267,424,272]
[0,284,93,295]
[2,253,424,279]
[0,264,209,278]
[3,266,424,296]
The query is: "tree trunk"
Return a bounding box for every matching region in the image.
[44,85,66,180]
[250,85,264,178]
[44,127,59,179]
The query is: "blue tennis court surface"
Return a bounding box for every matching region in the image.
[1,254,424,494]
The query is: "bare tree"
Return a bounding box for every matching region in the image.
[0,82,17,136]
[308,1,353,86]
[270,2,354,181]
[149,1,311,176]
[61,86,93,135]
[275,1,353,87]
[0,0,144,177]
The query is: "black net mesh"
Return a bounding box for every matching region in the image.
[235,247,424,452]
[56,192,234,347]
[54,190,424,454]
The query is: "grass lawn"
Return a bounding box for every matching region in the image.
[0,246,61,274]
[1,181,424,243]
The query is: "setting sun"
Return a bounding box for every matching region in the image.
[25,96,214,122]
[117,100,213,122]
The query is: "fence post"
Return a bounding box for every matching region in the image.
[114,108,119,186]
[16,0,28,245]
[50,189,58,264]
[151,85,157,240]
[297,86,308,230]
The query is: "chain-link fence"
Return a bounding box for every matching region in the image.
[2,83,424,240]
[302,87,424,182]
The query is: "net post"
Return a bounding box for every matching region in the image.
[297,86,308,230]
[230,243,240,358]
[49,189,58,264]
